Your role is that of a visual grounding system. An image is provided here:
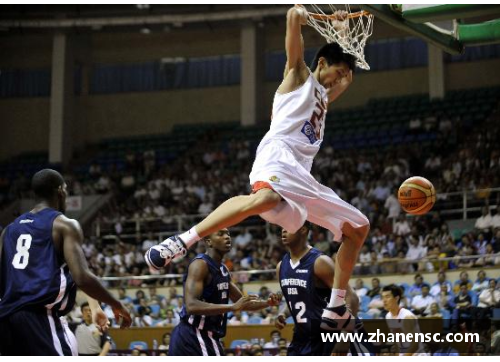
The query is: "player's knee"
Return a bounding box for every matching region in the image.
[248,189,281,212]
[343,222,370,243]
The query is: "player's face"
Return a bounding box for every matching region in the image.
[318,59,350,90]
[281,228,301,247]
[82,305,92,324]
[208,229,232,253]
[382,291,398,311]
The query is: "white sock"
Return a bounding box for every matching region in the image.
[178,227,201,248]
[327,288,346,308]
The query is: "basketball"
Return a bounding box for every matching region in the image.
[398,176,436,215]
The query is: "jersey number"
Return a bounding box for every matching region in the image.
[309,88,327,139]
[12,234,32,270]
[289,301,307,323]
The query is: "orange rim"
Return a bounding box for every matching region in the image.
[308,10,370,20]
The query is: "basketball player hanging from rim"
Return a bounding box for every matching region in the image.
[146,4,374,331]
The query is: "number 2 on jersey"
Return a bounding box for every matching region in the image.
[12,234,32,269]
[289,301,307,323]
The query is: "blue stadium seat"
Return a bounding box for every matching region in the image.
[230,339,250,349]
[149,304,161,315]
[286,316,294,324]
[247,316,263,325]
[129,341,148,350]
[360,295,371,312]
[441,309,451,330]
[493,308,500,321]
[358,312,371,320]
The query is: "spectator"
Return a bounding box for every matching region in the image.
[354,279,368,298]
[453,271,472,294]
[436,283,455,312]
[409,274,425,298]
[491,204,500,230]
[393,214,411,236]
[411,283,434,316]
[367,278,382,299]
[118,287,133,304]
[264,330,282,349]
[430,272,452,297]
[452,282,473,324]
[158,332,171,351]
[234,228,252,249]
[358,244,372,275]
[157,309,179,327]
[475,206,492,231]
[141,232,157,253]
[134,306,154,327]
[473,233,488,256]
[384,191,401,220]
[406,237,426,271]
[422,302,443,318]
[475,279,500,319]
[472,270,489,295]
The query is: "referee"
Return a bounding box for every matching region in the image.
[75,302,112,356]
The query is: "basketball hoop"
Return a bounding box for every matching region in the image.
[305,5,374,70]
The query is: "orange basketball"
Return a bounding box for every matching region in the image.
[398,176,436,215]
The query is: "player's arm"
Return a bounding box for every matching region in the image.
[326,69,353,103]
[99,341,111,356]
[284,5,308,78]
[402,315,419,355]
[56,216,131,328]
[274,261,289,330]
[314,255,359,315]
[185,260,257,315]
[229,282,281,311]
[87,297,109,332]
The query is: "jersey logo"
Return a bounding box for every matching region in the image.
[301,121,318,144]
[220,266,229,276]
[295,269,308,274]
[269,175,280,183]
[19,220,34,224]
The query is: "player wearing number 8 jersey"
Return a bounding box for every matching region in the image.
[0,169,131,356]
[146,5,369,330]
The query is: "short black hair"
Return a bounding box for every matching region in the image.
[382,284,403,302]
[460,282,469,288]
[421,283,430,290]
[80,302,89,311]
[310,42,356,72]
[31,169,65,200]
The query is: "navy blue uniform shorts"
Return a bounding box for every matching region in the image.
[0,308,76,356]
[169,321,225,356]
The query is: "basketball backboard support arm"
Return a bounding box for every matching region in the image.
[400,4,500,24]
[360,4,463,55]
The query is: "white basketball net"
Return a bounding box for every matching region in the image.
[306,5,374,70]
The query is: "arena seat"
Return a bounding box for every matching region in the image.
[129,341,148,350]
[247,316,263,325]
[230,339,250,349]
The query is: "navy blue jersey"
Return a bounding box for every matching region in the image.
[279,248,330,353]
[179,254,230,338]
[0,208,76,319]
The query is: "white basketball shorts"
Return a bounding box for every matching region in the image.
[249,140,369,241]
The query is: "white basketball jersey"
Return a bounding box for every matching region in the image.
[256,70,328,173]
[386,308,424,354]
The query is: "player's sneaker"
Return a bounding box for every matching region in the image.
[320,304,356,331]
[144,235,187,270]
